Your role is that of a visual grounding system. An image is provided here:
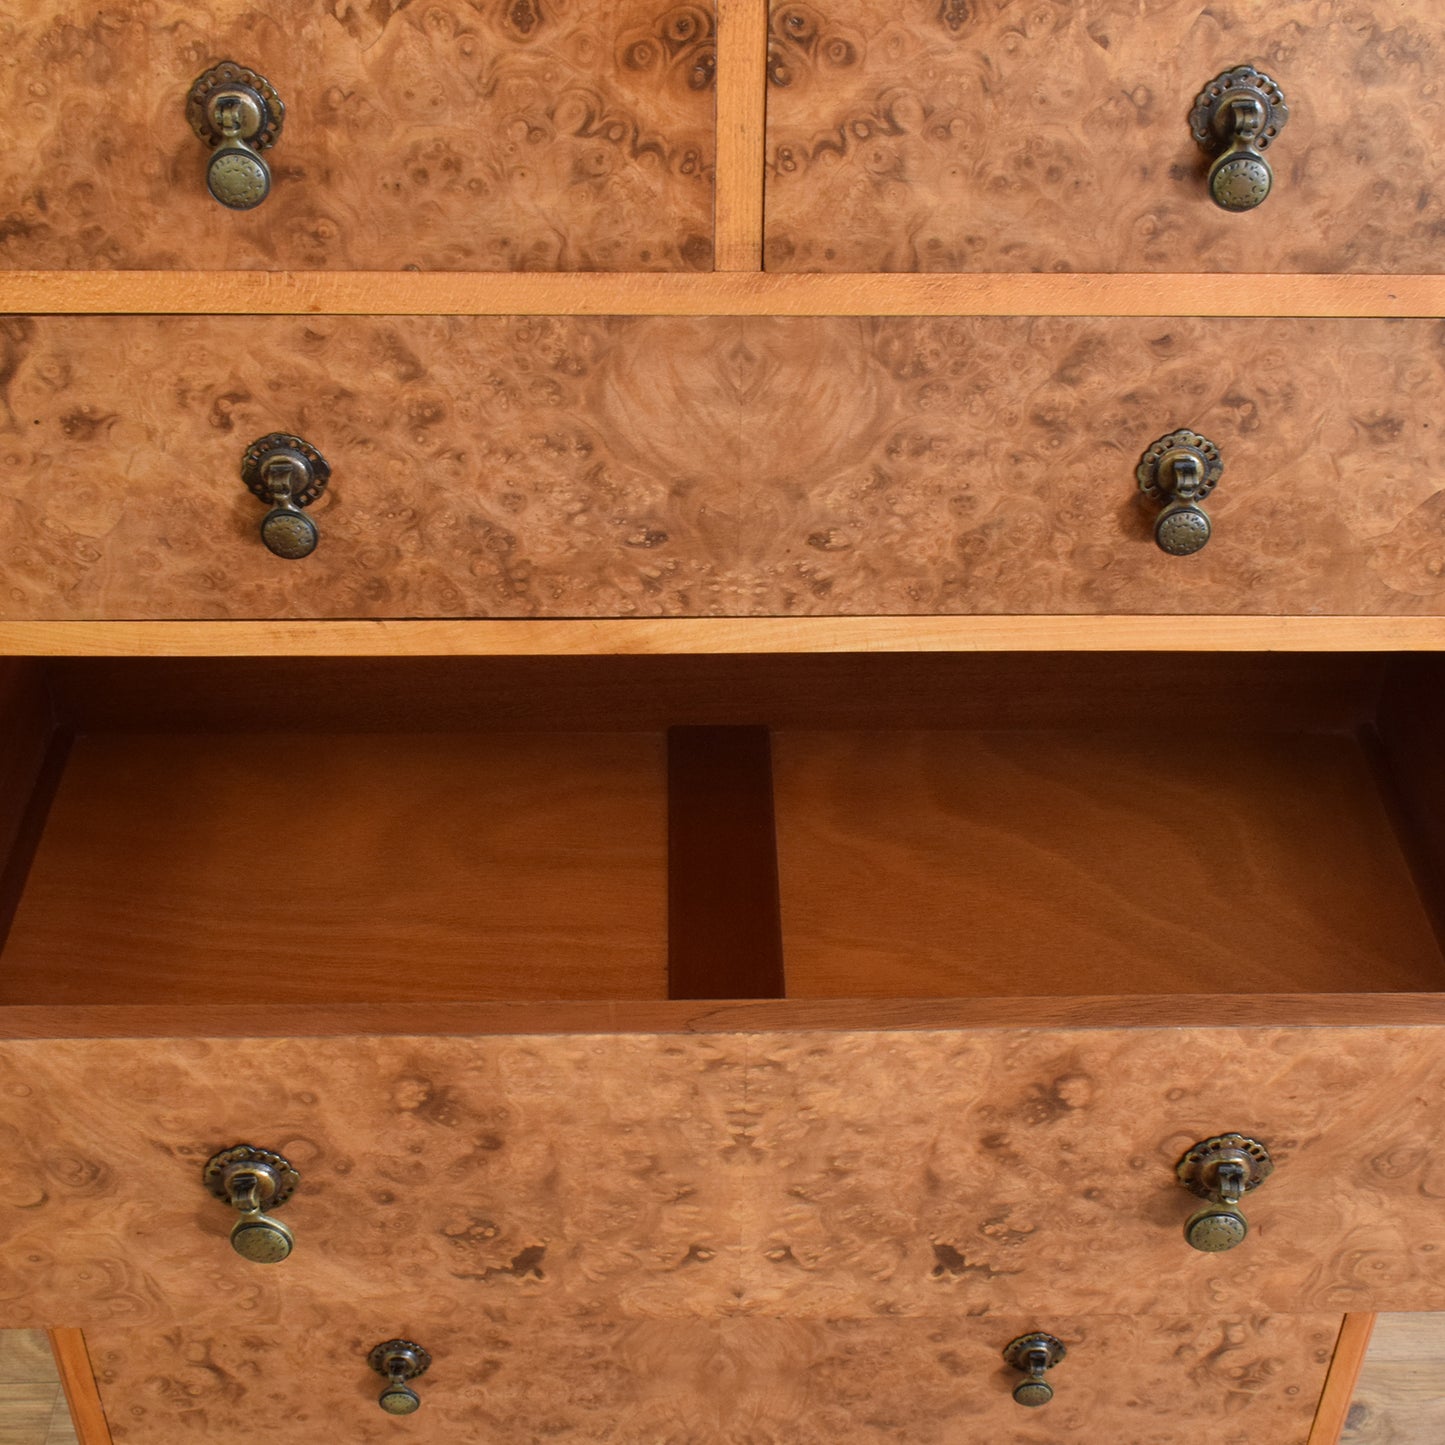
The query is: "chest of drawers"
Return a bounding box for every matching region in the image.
[2,3,1444,1443]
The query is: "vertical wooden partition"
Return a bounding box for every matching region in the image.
[713,0,769,269]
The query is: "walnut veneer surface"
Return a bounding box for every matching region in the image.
[3,1029,1445,1328]
[78,1314,1337,1445]
[763,0,1445,273]
[4,315,1445,618]
[0,1,715,271]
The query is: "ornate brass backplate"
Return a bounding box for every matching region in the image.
[202,1144,301,1264]
[186,61,286,211]
[369,1339,433,1416]
[1003,1332,1065,1408]
[1136,428,1224,557]
[1189,66,1289,212]
[240,432,331,560]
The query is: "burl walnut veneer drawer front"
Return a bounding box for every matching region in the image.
[764,0,1445,273]
[3,1029,1444,1326]
[4,314,1445,619]
[77,1313,1338,1445]
[0,3,714,271]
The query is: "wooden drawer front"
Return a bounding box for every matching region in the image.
[2,1029,1444,1325]
[4,314,1445,619]
[764,1,1445,273]
[0,3,714,271]
[79,1313,1339,1444]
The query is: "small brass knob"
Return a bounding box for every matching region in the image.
[1190,66,1289,213]
[1184,1203,1250,1254]
[1177,1133,1273,1253]
[187,62,285,210]
[1003,1332,1065,1409]
[203,1144,300,1264]
[240,433,330,559]
[369,1340,431,1416]
[1137,429,1223,556]
[1013,1378,1054,1408]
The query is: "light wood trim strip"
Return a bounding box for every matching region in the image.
[4,271,1445,317]
[1,617,1444,657]
[46,1328,114,1445]
[6,995,1445,1039]
[1307,1313,1377,1445]
[712,0,768,270]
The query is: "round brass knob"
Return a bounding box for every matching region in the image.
[1154,501,1212,557]
[1184,1203,1249,1254]
[187,62,285,212]
[230,1213,295,1264]
[259,507,320,561]
[1012,1379,1054,1408]
[379,1382,422,1416]
[1210,150,1272,212]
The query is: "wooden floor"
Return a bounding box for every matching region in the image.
[0,1334,77,1445]
[1344,1315,1445,1444]
[0,1317,1441,1444]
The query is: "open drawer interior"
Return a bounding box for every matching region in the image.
[0,651,1442,1009]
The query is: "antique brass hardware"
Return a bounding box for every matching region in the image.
[202,1144,300,1264]
[1136,429,1223,556]
[241,432,330,559]
[187,61,285,210]
[1190,66,1289,212]
[1003,1332,1065,1408]
[1177,1133,1274,1252]
[369,1340,432,1416]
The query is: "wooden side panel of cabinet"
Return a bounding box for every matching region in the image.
[4,1028,1445,1326]
[79,1313,1338,1445]
[0,2,715,271]
[763,0,1445,273]
[4,315,1445,619]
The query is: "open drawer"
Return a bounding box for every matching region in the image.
[1,650,1442,1010]
[2,650,1445,1333]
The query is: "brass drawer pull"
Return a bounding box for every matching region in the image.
[1137,429,1223,556]
[187,61,285,211]
[369,1340,432,1415]
[1003,1332,1065,1407]
[1190,66,1289,212]
[202,1144,299,1263]
[1177,1133,1274,1252]
[241,432,330,560]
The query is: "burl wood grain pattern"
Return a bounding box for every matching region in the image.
[79,1313,1337,1445]
[0,2,715,271]
[0,731,667,1005]
[724,316,1445,616]
[0,315,737,620]
[772,729,1445,998]
[5,315,1445,618]
[4,1027,1445,1330]
[763,1,1445,273]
